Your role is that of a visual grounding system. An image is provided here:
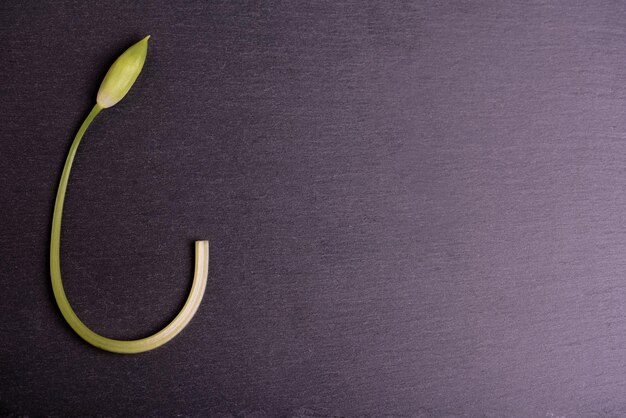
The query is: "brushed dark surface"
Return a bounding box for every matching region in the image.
[2,1,626,417]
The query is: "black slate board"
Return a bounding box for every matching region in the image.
[2,1,626,417]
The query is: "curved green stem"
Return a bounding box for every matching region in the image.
[50,104,209,354]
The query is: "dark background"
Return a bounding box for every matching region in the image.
[2,1,626,417]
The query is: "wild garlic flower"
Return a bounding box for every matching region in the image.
[50,36,209,354]
[96,35,150,108]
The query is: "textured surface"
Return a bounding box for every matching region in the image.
[2,1,626,417]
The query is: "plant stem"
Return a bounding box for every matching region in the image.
[50,104,209,354]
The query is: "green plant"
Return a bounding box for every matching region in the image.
[50,36,209,354]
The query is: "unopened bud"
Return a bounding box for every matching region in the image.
[96,36,150,108]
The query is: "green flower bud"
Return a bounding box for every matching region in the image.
[52,35,210,354]
[96,35,150,108]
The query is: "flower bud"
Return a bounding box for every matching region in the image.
[96,36,150,108]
